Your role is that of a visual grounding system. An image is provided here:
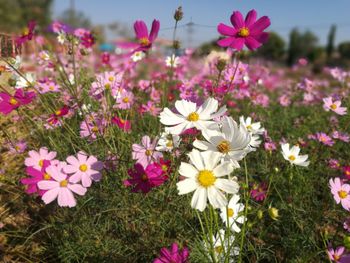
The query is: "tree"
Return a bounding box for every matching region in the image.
[326,25,336,59]
[256,31,285,61]
[287,28,301,66]
[58,8,91,29]
[338,42,350,59]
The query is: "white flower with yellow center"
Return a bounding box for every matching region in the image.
[165,54,180,68]
[220,194,245,233]
[156,131,181,152]
[281,143,309,167]
[131,51,145,62]
[193,116,250,168]
[206,229,239,261]
[15,73,36,89]
[176,149,239,211]
[239,116,264,150]
[160,98,227,135]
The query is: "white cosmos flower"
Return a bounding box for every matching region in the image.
[176,149,239,211]
[239,116,264,135]
[281,143,309,167]
[220,194,245,233]
[131,51,145,62]
[165,54,180,68]
[193,116,250,168]
[15,73,36,89]
[57,31,66,44]
[207,229,239,261]
[160,98,227,135]
[156,131,181,152]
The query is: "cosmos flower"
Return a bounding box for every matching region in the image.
[0,89,36,115]
[250,182,268,202]
[153,243,189,263]
[124,163,167,193]
[21,160,51,196]
[330,177,350,211]
[176,150,239,211]
[112,116,131,133]
[165,54,180,68]
[133,19,160,52]
[217,9,270,50]
[220,194,245,232]
[25,147,57,170]
[327,246,345,262]
[132,135,163,168]
[323,97,347,115]
[206,229,239,261]
[281,143,309,167]
[160,98,227,135]
[156,131,181,152]
[16,20,36,47]
[37,164,87,207]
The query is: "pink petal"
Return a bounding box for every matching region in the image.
[217,37,234,47]
[64,164,78,174]
[37,180,59,190]
[245,9,257,27]
[58,188,76,207]
[68,184,87,196]
[217,23,235,36]
[230,11,245,29]
[66,155,79,166]
[77,152,88,163]
[134,20,148,39]
[81,174,92,187]
[68,172,82,183]
[41,187,59,204]
[149,19,160,42]
[245,36,262,50]
[230,37,245,50]
[250,16,271,35]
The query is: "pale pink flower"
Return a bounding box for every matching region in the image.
[38,164,87,207]
[115,89,134,109]
[132,136,163,168]
[323,97,347,115]
[330,177,350,210]
[316,132,334,146]
[327,246,345,262]
[63,151,104,187]
[25,147,57,170]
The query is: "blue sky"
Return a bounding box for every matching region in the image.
[53,0,350,47]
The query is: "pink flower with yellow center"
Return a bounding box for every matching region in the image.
[330,177,350,211]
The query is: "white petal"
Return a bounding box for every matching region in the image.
[178,162,198,178]
[177,179,198,195]
[191,187,208,211]
[215,178,240,194]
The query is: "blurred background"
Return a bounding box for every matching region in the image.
[1,0,350,67]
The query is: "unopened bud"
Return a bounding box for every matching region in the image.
[257,210,263,219]
[216,59,227,71]
[344,236,350,250]
[173,40,181,50]
[174,6,183,21]
[268,207,279,221]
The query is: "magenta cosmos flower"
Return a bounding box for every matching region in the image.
[21,160,51,196]
[323,97,347,115]
[217,9,270,50]
[327,246,345,262]
[330,177,350,210]
[38,164,87,207]
[124,163,167,193]
[16,20,36,47]
[0,88,36,115]
[153,243,189,263]
[132,135,163,168]
[25,147,57,170]
[63,151,104,187]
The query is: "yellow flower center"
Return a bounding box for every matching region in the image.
[214,245,223,254]
[141,174,148,181]
[139,37,150,46]
[122,97,129,103]
[161,165,168,172]
[166,140,173,148]
[91,126,99,133]
[197,170,216,187]
[330,104,337,110]
[119,118,125,124]
[39,159,44,167]
[338,190,348,199]
[55,110,61,116]
[227,208,234,217]
[60,180,68,187]
[246,125,252,130]
[288,155,296,161]
[238,27,250,37]
[9,98,18,105]
[104,83,111,89]
[43,173,51,180]
[22,27,29,36]
[187,112,199,122]
[108,76,115,82]
[145,149,152,156]
[79,164,88,172]
[49,86,55,90]
[217,140,231,154]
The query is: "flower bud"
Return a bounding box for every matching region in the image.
[344,236,350,250]
[268,207,279,221]
[173,40,181,50]
[216,59,227,71]
[174,6,183,21]
[257,210,263,219]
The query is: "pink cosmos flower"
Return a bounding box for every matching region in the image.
[327,246,345,262]
[101,52,110,65]
[332,131,350,143]
[264,141,276,152]
[37,164,87,207]
[63,151,103,187]
[344,166,350,180]
[0,89,36,115]
[217,9,270,50]
[16,20,36,47]
[80,31,95,48]
[132,136,163,168]
[328,159,341,170]
[344,218,350,232]
[90,71,123,97]
[278,94,291,107]
[330,177,350,210]
[47,105,70,126]
[21,160,51,196]
[316,132,334,146]
[153,243,189,263]
[115,89,134,109]
[111,116,131,133]
[250,182,267,202]
[124,163,167,193]
[323,97,347,115]
[8,140,27,154]
[25,147,57,170]
[140,101,161,116]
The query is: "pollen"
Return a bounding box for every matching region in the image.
[39,159,44,167]
[238,27,250,37]
[330,104,337,110]
[288,155,296,161]
[55,110,61,116]
[145,149,152,156]
[22,27,29,36]
[122,97,129,103]
[166,140,173,148]
[43,173,51,180]
[79,164,88,172]
[9,98,18,105]
[217,140,231,154]
[139,37,150,46]
[60,180,68,187]
[161,165,168,172]
[104,83,111,89]
[197,170,216,187]
[338,190,348,199]
[214,245,223,254]
[246,124,252,130]
[108,76,115,82]
[91,126,99,133]
[227,208,234,217]
[187,112,199,122]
